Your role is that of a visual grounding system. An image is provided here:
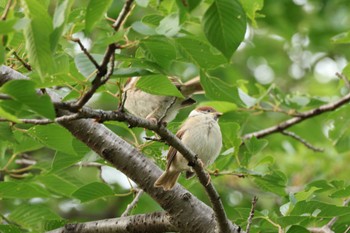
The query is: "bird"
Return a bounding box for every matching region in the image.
[154,106,222,190]
[122,77,202,123]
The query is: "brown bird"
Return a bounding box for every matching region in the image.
[123,77,202,123]
[154,106,222,190]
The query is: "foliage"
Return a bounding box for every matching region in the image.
[1,0,350,232]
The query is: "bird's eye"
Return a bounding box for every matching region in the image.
[207,109,212,113]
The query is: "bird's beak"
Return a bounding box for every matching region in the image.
[216,112,223,117]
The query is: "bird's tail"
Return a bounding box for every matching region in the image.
[154,170,181,191]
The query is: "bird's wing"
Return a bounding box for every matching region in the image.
[166,129,186,170]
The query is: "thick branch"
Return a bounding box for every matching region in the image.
[47,212,176,233]
[242,92,350,140]
[1,65,231,233]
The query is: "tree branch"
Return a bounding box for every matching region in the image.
[1,65,237,233]
[70,37,100,71]
[281,130,324,152]
[121,189,144,217]
[47,212,176,233]
[112,0,134,31]
[242,92,350,140]
[70,0,134,111]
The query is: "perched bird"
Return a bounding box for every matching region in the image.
[154,106,222,190]
[123,77,202,123]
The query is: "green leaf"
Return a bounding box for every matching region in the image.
[330,185,350,198]
[0,106,21,123]
[1,80,55,119]
[136,75,184,98]
[203,0,246,59]
[0,122,16,143]
[286,225,310,233]
[51,0,74,51]
[27,124,77,155]
[23,0,54,79]
[155,13,180,37]
[245,136,268,155]
[331,31,350,44]
[113,67,155,77]
[72,182,114,202]
[135,0,150,7]
[9,204,61,231]
[200,72,244,106]
[37,174,78,197]
[0,182,50,199]
[85,0,113,33]
[176,37,227,69]
[0,225,22,233]
[239,0,264,27]
[140,36,177,70]
[220,122,241,151]
[253,171,287,196]
[12,130,43,153]
[74,53,104,77]
[0,19,17,34]
[50,152,82,173]
[290,200,350,217]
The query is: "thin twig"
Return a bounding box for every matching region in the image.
[0,0,12,21]
[121,189,144,217]
[143,137,166,143]
[281,130,324,152]
[242,91,350,140]
[158,96,177,123]
[246,196,258,233]
[0,113,81,125]
[209,170,246,178]
[112,0,134,31]
[71,0,134,111]
[336,72,350,90]
[71,38,101,71]
[6,47,32,71]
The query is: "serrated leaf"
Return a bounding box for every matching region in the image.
[200,72,244,106]
[12,130,43,153]
[51,0,74,51]
[136,75,184,98]
[0,182,50,198]
[290,200,350,217]
[239,0,264,27]
[23,0,54,79]
[72,182,114,202]
[9,204,61,231]
[245,136,268,155]
[330,185,350,198]
[176,37,227,69]
[50,152,82,173]
[140,36,177,70]
[203,0,246,59]
[85,0,113,33]
[28,124,77,155]
[37,174,78,197]
[253,171,286,196]
[1,80,55,119]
